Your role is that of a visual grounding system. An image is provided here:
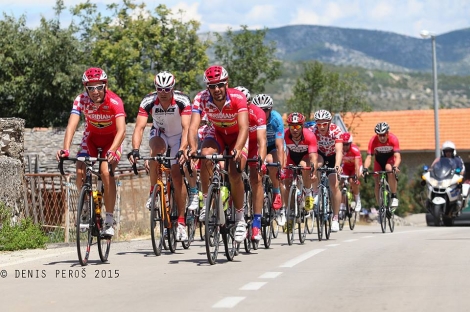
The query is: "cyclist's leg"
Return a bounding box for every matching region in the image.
[75,132,93,190]
[267,145,282,210]
[199,134,220,220]
[385,158,398,207]
[248,148,262,241]
[146,129,166,209]
[300,157,314,210]
[373,160,383,204]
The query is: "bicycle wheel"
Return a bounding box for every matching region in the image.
[150,185,163,256]
[299,206,306,244]
[244,225,253,253]
[348,207,358,231]
[167,190,178,253]
[182,210,196,249]
[338,193,347,231]
[379,186,387,233]
[262,190,273,248]
[316,189,324,241]
[205,184,220,265]
[305,208,314,234]
[76,187,93,266]
[286,186,296,245]
[97,218,111,262]
[324,189,332,240]
[386,186,395,232]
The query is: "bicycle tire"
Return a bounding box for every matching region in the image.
[244,226,253,253]
[182,210,196,249]
[97,225,111,262]
[386,185,395,232]
[324,188,332,240]
[338,193,347,231]
[286,186,296,245]
[305,209,314,234]
[205,184,220,265]
[167,190,178,253]
[316,189,324,241]
[272,220,280,238]
[150,185,163,256]
[76,187,93,266]
[379,185,387,233]
[223,224,237,261]
[262,190,273,249]
[348,209,358,231]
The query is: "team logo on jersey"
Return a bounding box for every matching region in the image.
[375,146,393,153]
[212,120,237,128]
[89,120,112,128]
[110,98,119,106]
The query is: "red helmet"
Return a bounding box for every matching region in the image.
[343,132,353,143]
[82,67,108,85]
[204,65,228,84]
[287,112,306,125]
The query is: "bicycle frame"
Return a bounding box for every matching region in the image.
[366,170,397,233]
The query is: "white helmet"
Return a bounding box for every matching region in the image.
[314,109,332,121]
[252,94,273,109]
[441,141,456,157]
[154,71,175,89]
[234,86,251,102]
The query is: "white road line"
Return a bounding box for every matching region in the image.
[212,297,245,308]
[343,239,358,242]
[279,249,325,268]
[240,282,267,290]
[326,244,340,247]
[259,272,282,279]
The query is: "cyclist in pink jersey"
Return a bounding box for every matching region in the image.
[309,109,343,232]
[284,112,318,210]
[128,71,197,241]
[363,122,401,208]
[341,132,363,212]
[235,86,267,242]
[187,65,249,243]
[56,67,126,237]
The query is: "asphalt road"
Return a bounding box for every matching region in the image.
[1,219,469,312]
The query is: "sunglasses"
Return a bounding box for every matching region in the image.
[317,122,329,127]
[207,82,227,89]
[85,84,105,92]
[289,124,302,130]
[156,87,172,93]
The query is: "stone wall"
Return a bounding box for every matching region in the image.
[0,118,25,218]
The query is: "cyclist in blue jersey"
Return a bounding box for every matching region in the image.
[252,94,286,226]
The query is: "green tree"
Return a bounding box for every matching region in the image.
[287,61,371,119]
[0,2,85,127]
[72,1,210,120]
[212,25,281,93]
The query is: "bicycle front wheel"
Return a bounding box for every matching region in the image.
[76,187,93,266]
[97,224,111,262]
[182,210,196,249]
[205,184,220,265]
[316,190,324,241]
[379,186,387,233]
[324,189,332,240]
[262,190,273,248]
[286,186,297,245]
[167,190,178,253]
[150,185,163,256]
[338,193,347,231]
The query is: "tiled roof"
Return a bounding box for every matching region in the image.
[341,108,470,152]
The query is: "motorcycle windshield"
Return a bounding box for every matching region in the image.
[431,158,455,180]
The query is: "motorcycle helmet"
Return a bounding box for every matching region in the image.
[441,140,457,157]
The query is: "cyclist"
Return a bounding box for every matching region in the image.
[187,65,249,243]
[284,112,318,215]
[127,71,197,241]
[341,132,363,212]
[363,122,401,208]
[309,109,343,232]
[56,67,126,237]
[252,94,286,226]
[235,87,267,242]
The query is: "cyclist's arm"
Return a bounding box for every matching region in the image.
[354,157,362,178]
[179,114,191,151]
[131,115,148,150]
[363,154,372,170]
[309,152,318,175]
[334,141,343,168]
[108,116,126,152]
[188,112,201,154]
[275,138,285,168]
[62,113,80,150]
[257,128,267,162]
[393,152,401,169]
[234,111,249,152]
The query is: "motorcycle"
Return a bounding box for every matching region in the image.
[421,158,465,226]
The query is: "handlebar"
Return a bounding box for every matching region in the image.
[131,155,177,175]
[364,170,398,184]
[58,156,114,177]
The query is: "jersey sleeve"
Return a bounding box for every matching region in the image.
[273,112,285,139]
[71,94,84,116]
[391,134,401,152]
[192,91,204,114]
[137,93,156,117]
[305,129,318,154]
[367,136,375,155]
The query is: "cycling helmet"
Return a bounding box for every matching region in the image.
[343,132,353,143]
[234,86,251,102]
[82,67,108,85]
[252,94,273,109]
[154,71,175,89]
[287,112,306,125]
[204,65,229,84]
[314,109,332,121]
[441,140,457,157]
[375,122,390,134]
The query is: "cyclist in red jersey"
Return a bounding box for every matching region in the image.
[235,86,267,242]
[309,109,343,232]
[128,71,197,241]
[363,122,401,208]
[187,66,249,243]
[284,112,318,210]
[341,132,363,212]
[56,67,126,237]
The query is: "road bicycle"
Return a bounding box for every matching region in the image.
[191,151,241,265]
[365,170,398,233]
[59,151,113,266]
[260,162,281,249]
[338,174,358,231]
[132,155,180,256]
[315,165,337,241]
[284,164,313,245]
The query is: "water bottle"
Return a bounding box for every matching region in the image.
[198,191,204,209]
[93,190,102,214]
[221,186,229,211]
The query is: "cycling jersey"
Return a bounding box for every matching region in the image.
[342,143,363,169]
[266,110,284,147]
[309,123,343,156]
[192,88,248,136]
[367,132,400,165]
[247,104,267,165]
[71,90,126,135]
[138,90,191,137]
[285,128,318,165]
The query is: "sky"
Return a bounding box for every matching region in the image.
[2,0,470,38]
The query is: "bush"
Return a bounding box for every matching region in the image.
[0,203,48,251]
